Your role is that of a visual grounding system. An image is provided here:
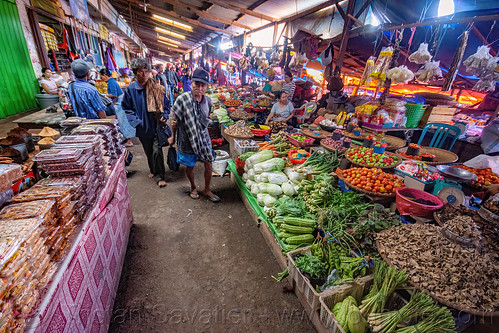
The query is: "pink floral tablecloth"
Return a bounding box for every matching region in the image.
[26,156,133,333]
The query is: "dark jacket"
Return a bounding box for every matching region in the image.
[122,81,170,138]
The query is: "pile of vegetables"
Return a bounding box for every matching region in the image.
[294,149,341,175]
[243,150,298,209]
[225,121,253,137]
[333,296,367,333]
[340,167,404,195]
[291,240,370,290]
[212,108,231,123]
[455,165,499,187]
[359,260,408,317]
[347,147,399,167]
[367,291,454,333]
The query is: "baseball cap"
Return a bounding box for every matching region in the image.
[71,59,91,77]
[192,68,210,85]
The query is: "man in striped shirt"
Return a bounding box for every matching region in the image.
[68,59,107,119]
[281,71,296,103]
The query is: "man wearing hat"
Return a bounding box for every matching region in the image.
[68,59,107,119]
[168,68,220,202]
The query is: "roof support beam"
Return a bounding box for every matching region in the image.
[206,0,276,22]
[233,0,269,23]
[117,0,237,36]
[337,0,357,70]
[159,0,253,30]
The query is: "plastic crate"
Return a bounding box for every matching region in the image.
[234,139,259,155]
[405,104,427,128]
[394,169,435,192]
[287,246,373,315]
[318,275,374,332]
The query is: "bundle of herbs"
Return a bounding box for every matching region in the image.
[360,260,408,317]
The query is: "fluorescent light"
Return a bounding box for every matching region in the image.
[438,0,454,17]
[155,27,185,39]
[152,14,192,31]
[220,41,233,50]
[159,40,181,49]
[158,35,180,45]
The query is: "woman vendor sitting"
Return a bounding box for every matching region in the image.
[265,91,295,125]
[39,68,60,94]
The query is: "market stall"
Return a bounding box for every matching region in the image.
[215,92,498,332]
[0,119,133,332]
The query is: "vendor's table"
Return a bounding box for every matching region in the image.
[26,153,133,332]
[14,107,66,129]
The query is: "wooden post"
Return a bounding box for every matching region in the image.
[272,22,278,46]
[379,29,404,103]
[336,0,356,71]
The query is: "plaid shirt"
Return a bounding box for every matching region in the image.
[171,92,213,161]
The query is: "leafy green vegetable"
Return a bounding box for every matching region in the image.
[238,151,256,161]
[294,254,328,279]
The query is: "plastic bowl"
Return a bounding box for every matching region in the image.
[396,187,443,218]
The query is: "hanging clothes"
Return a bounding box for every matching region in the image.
[106,48,117,71]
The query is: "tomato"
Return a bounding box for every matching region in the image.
[385,184,393,191]
[365,186,372,191]
[360,176,367,181]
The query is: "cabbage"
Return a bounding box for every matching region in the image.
[258,183,283,196]
[257,193,278,207]
[263,194,277,207]
[213,108,230,123]
[253,158,285,174]
[281,182,296,196]
[242,173,248,182]
[251,184,260,196]
[267,172,288,185]
[245,150,274,169]
[254,174,264,183]
[247,169,255,181]
[285,168,305,184]
[245,179,255,189]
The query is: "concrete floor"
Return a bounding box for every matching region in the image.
[108,141,315,333]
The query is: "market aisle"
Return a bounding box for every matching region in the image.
[108,142,315,333]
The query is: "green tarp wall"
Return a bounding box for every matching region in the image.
[0,0,39,118]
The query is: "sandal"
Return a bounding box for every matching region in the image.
[189,191,200,199]
[206,193,221,203]
[157,180,167,188]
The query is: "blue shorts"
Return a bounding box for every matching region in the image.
[176,151,198,167]
[176,150,216,167]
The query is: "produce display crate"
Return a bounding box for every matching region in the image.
[418,106,457,127]
[318,275,374,332]
[234,139,259,155]
[287,246,373,316]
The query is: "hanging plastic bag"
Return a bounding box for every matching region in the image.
[408,43,432,64]
[320,43,334,67]
[416,61,443,83]
[463,45,492,74]
[371,47,393,81]
[387,65,415,84]
[360,56,376,85]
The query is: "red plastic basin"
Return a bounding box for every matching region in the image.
[396,187,444,218]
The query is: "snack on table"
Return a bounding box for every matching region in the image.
[0,200,56,221]
[38,137,56,145]
[0,164,22,192]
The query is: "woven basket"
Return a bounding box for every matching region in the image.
[342,131,367,140]
[396,147,458,165]
[383,135,406,151]
[376,237,499,317]
[345,150,402,170]
[301,128,331,140]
